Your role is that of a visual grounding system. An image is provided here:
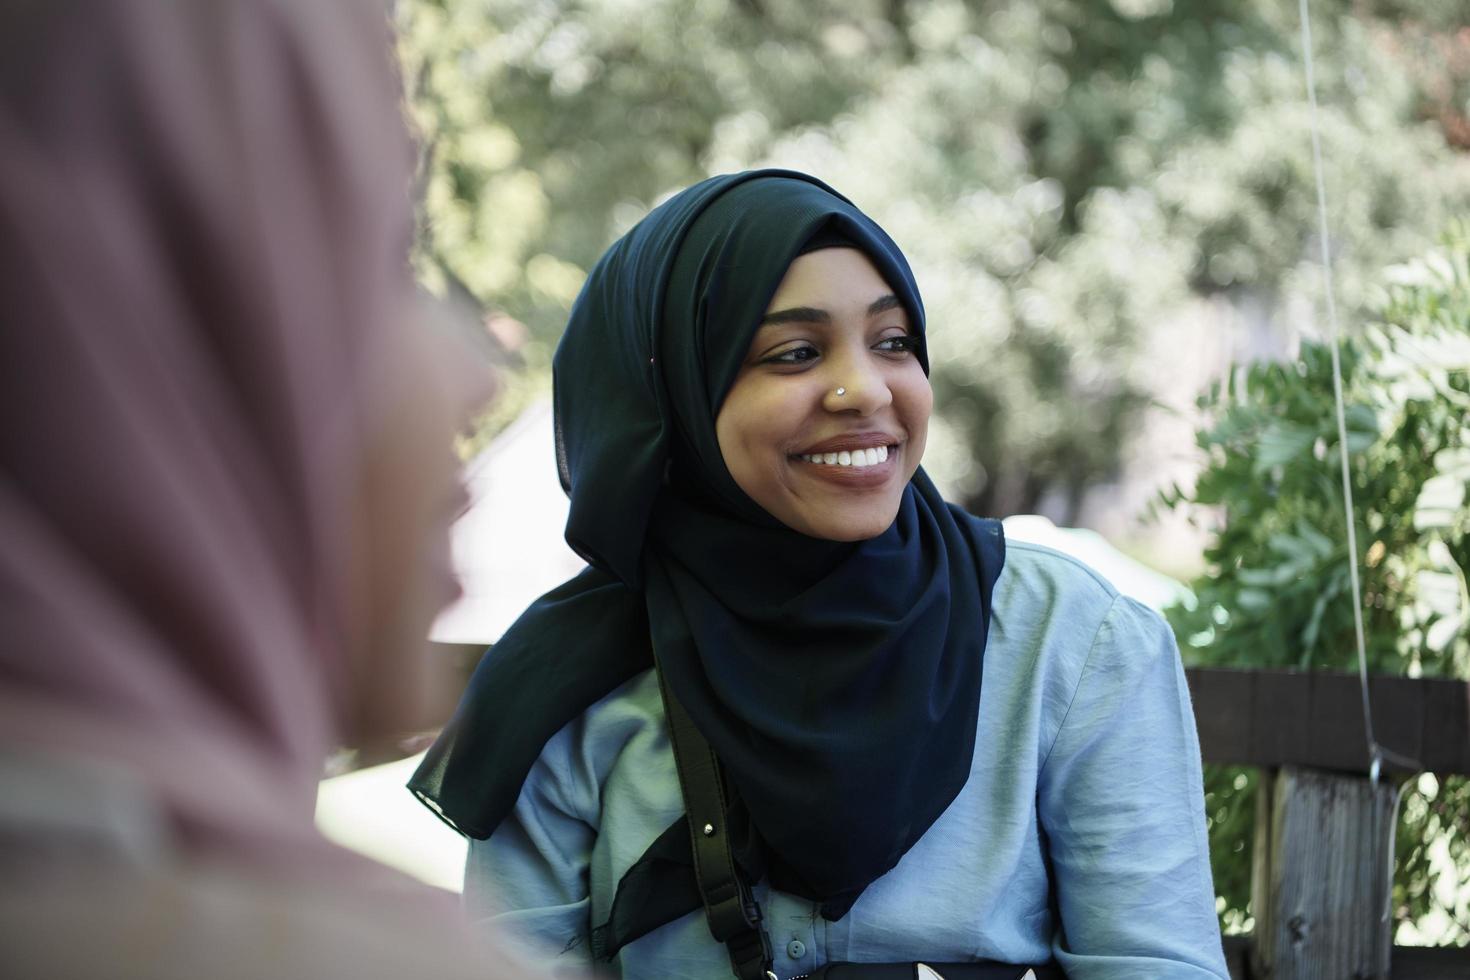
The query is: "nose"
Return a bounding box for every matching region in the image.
[820,349,892,416]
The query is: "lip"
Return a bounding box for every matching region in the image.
[793,430,900,456]
[790,441,902,488]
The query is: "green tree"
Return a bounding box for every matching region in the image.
[397,0,1470,518]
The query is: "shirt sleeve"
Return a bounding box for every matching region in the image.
[462,726,598,975]
[1037,593,1230,979]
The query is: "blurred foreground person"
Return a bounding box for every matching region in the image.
[0,2,552,977]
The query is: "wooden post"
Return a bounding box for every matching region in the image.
[1251,766,1397,979]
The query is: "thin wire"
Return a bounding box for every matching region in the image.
[1296,8,1425,951]
[1294,0,1420,779]
[1383,777,1413,926]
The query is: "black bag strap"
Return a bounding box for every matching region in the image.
[654,663,775,980]
[653,661,1062,980]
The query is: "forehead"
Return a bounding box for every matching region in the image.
[765,247,898,313]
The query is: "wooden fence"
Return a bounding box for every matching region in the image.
[1187,667,1470,980]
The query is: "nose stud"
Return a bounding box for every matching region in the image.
[834,387,846,397]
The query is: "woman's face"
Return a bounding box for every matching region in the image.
[341,303,494,744]
[716,247,932,541]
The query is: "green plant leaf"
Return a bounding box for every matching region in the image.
[1426,614,1464,652]
[1433,448,1470,480]
[1415,474,1466,531]
[1253,421,1316,474]
[1295,519,1336,560]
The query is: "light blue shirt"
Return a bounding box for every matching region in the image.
[464,542,1229,979]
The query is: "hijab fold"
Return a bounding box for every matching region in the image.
[411,171,1005,956]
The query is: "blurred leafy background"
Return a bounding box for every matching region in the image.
[391,0,1470,944]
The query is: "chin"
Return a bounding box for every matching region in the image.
[800,507,900,542]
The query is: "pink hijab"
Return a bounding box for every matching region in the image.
[0,0,418,866]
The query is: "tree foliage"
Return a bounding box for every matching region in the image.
[396,0,1470,519]
[1162,226,1470,941]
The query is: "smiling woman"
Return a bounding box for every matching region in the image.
[410,171,1230,980]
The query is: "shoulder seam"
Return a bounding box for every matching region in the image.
[1037,591,1123,777]
[1002,539,1120,600]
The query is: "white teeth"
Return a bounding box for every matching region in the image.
[800,445,894,467]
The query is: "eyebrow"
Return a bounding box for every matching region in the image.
[758,293,904,327]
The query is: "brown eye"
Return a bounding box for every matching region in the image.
[765,344,821,365]
[874,335,921,355]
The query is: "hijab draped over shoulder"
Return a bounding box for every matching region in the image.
[411,171,1006,957]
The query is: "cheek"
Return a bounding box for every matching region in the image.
[896,368,933,462]
[715,383,798,497]
[715,402,756,492]
[716,388,755,460]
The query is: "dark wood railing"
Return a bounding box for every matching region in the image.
[1187,667,1470,980]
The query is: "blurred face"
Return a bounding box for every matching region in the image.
[716,247,932,541]
[341,302,494,745]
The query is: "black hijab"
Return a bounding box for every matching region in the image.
[410,170,1005,957]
